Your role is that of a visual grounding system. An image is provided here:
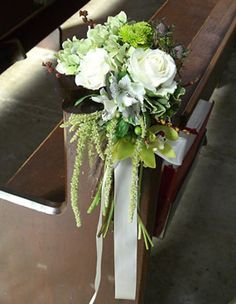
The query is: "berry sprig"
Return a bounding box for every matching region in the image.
[42,62,61,78]
[79,10,96,28]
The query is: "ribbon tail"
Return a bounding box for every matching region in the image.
[114,158,137,300]
[89,170,107,304]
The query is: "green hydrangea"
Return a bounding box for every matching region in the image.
[87,24,109,47]
[105,11,127,34]
[119,22,154,48]
[56,38,81,75]
[76,38,94,57]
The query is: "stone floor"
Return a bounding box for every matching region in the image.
[0,1,235,303]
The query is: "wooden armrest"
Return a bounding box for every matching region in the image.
[6,122,65,204]
[5,0,236,205]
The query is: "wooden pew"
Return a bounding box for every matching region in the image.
[0,1,235,303]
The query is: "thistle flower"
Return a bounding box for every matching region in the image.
[173,45,184,59]
[155,22,167,36]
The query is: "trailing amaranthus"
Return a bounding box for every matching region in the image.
[103,119,118,211]
[129,138,142,221]
[62,111,103,227]
[70,122,90,227]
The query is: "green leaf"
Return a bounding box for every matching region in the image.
[140,145,156,168]
[144,97,167,116]
[112,139,135,161]
[173,86,186,101]
[115,119,130,138]
[146,89,158,97]
[157,98,170,105]
[105,72,113,98]
[74,94,98,106]
[143,112,151,128]
[117,70,127,80]
[149,125,179,141]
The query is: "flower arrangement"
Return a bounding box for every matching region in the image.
[50,11,187,249]
[43,10,190,301]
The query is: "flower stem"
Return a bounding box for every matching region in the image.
[98,199,114,238]
[87,180,102,214]
[102,199,115,238]
[138,214,154,250]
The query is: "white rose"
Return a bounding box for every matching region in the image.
[75,48,111,90]
[128,48,177,92]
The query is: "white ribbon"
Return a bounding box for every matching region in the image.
[156,99,213,167]
[89,170,107,304]
[154,136,188,166]
[89,159,137,302]
[89,99,212,303]
[114,159,137,299]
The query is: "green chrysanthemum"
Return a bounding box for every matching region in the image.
[119,22,154,48]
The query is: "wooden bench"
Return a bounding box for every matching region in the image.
[0,1,235,303]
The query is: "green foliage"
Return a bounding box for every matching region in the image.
[103,119,118,209]
[119,22,154,48]
[70,123,91,227]
[74,94,99,106]
[61,111,104,226]
[144,96,168,117]
[91,121,105,160]
[129,139,142,221]
[173,86,186,101]
[163,85,186,118]
[115,118,130,138]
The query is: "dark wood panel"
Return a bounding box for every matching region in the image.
[152,0,218,46]
[6,123,65,202]
[0,0,89,52]
[178,0,236,121]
